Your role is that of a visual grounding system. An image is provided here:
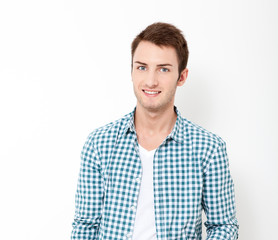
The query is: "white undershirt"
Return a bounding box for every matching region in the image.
[132,145,157,240]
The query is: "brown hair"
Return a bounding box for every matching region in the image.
[131,22,189,75]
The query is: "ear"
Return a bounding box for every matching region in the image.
[177,68,188,87]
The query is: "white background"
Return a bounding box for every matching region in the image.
[0,0,277,239]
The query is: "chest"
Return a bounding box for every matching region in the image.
[136,131,170,151]
[99,137,204,239]
[103,138,204,206]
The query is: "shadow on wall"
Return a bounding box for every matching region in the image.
[233,169,257,239]
[175,71,214,127]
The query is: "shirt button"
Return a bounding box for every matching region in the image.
[126,232,132,237]
[130,205,136,211]
[135,177,140,183]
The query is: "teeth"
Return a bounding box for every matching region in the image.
[144,90,159,94]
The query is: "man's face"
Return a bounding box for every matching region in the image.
[132,40,187,113]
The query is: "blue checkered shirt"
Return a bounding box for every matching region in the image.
[71,107,239,240]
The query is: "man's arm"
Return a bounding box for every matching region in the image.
[71,135,103,240]
[202,141,239,240]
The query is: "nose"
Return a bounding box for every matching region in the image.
[145,70,158,88]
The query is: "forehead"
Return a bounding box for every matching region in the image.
[133,41,178,65]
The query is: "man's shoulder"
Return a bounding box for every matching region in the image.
[181,116,225,147]
[85,111,133,144]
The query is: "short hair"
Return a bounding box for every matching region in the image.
[131,22,189,75]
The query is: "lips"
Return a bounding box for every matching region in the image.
[142,89,161,95]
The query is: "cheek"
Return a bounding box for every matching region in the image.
[132,73,142,85]
[161,75,178,87]
[131,78,141,90]
[131,71,137,81]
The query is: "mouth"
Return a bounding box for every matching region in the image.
[142,89,161,96]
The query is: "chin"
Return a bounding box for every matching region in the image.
[141,103,165,112]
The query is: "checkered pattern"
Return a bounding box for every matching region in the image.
[71,107,239,240]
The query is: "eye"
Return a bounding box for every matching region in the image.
[138,66,147,71]
[160,68,169,72]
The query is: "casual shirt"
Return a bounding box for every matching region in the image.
[132,145,157,240]
[71,107,239,240]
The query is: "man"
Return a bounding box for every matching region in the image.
[71,22,239,240]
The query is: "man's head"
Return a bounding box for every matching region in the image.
[131,22,189,76]
[131,23,189,113]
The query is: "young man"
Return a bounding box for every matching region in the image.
[71,22,239,240]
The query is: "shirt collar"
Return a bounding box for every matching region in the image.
[122,107,136,135]
[122,106,185,144]
[167,106,185,144]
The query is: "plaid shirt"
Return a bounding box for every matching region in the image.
[71,107,239,240]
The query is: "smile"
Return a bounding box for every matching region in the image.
[143,90,161,95]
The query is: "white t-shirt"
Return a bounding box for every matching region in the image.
[132,145,157,240]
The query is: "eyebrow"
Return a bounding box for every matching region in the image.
[157,64,173,67]
[134,61,173,67]
[134,61,147,65]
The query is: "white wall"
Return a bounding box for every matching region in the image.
[0,0,277,239]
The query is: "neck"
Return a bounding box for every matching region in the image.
[134,104,177,136]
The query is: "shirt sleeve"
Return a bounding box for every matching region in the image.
[202,141,239,240]
[71,135,104,240]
